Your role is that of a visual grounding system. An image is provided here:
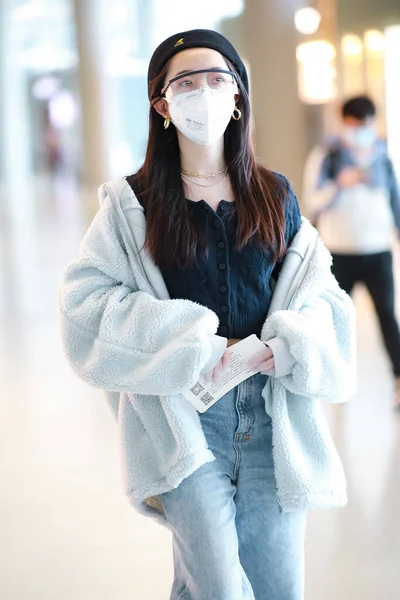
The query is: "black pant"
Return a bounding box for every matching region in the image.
[331,251,400,377]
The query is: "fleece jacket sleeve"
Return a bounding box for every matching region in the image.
[265,337,296,378]
[59,198,221,396]
[261,279,356,403]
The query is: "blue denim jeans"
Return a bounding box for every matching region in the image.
[161,374,307,600]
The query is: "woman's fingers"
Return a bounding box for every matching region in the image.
[247,345,273,370]
[211,361,223,383]
[212,350,231,383]
[203,350,232,384]
[221,350,231,370]
[255,358,275,373]
[204,345,275,384]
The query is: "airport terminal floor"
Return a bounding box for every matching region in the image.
[1,174,399,600]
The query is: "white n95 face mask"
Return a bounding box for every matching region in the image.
[343,126,377,149]
[168,86,236,146]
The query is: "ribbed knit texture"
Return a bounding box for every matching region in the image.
[158,175,302,339]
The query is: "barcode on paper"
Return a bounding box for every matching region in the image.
[200,392,215,406]
[189,382,205,397]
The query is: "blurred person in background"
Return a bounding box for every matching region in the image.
[303,95,400,410]
[60,30,355,600]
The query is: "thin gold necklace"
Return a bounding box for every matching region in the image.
[182,171,227,188]
[181,166,228,179]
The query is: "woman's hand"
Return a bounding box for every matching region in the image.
[203,349,231,384]
[247,344,275,374]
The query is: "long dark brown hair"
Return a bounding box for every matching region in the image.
[135,59,287,270]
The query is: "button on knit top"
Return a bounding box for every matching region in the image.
[127,173,301,339]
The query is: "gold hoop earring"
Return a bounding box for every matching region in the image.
[164,117,170,129]
[232,107,242,121]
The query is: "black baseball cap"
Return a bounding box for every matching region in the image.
[147,29,249,100]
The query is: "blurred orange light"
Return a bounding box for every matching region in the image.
[294,8,321,36]
[365,30,385,55]
[296,41,337,104]
[342,35,363,61]
[296,40,336,63]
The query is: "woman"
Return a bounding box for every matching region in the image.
[60,29,356,600]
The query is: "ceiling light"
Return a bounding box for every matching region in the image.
[294,7,322,36]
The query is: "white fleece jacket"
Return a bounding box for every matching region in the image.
[59,177,356,519]
[262,219,356,510]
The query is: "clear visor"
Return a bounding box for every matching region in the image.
[162,68,238,102]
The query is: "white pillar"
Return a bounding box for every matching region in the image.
[385,25,400,176]
[0,1,38,318]
[241,1,308,191]
[72,0,109,186]
[0,1,32,187]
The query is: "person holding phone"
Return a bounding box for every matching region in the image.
[303,95,400,410]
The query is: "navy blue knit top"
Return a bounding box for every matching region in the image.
[127,174,301,339]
